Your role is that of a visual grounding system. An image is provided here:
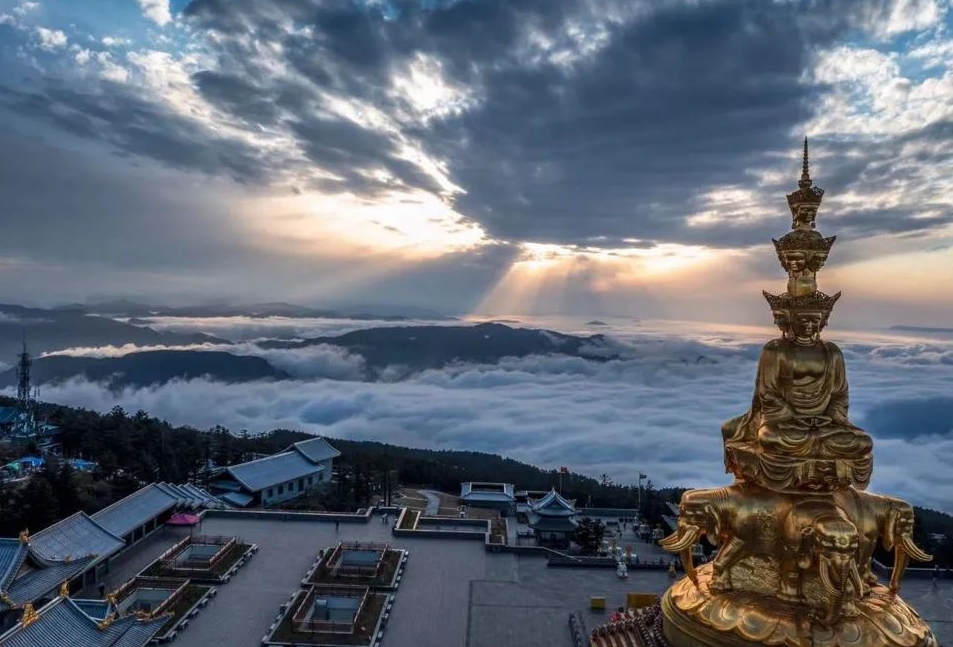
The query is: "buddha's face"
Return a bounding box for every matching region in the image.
[792,311,824,341]
[807,251,829,272]
[771,309,790,335]
[794,206,817,229]
[783,252,808,275]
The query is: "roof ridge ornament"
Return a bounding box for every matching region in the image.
[20,602,38,627]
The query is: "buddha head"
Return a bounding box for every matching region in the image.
[793,205,818,230]
[782,251,808,277]
[792,310,825,344]
[771,309,793,340]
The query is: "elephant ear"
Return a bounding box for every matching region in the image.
[797,527,815,570]
[703,504,721,545]
[882,510,898,552]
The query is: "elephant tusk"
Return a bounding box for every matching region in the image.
[660,526,700,553]
[889,547,910,595]
[818,555,838,596]
[680,548,698,587]
[900,535,932,563]
[849,559,864,596]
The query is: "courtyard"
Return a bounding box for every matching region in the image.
[75,514,953,647]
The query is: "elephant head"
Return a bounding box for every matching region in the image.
[882,503,932,595]
[660,500,722,587]
[809,516,864,625]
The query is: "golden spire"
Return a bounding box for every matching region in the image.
[799,136,812,189]
[59,581,69,597]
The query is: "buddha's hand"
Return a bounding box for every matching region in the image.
[829,413,850,427]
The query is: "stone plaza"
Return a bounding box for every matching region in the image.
[72,513,953,647]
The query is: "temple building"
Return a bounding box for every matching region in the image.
[527,489,578,548]
[209,437,340,508]
[459,482,516,514]
[0,594,164,647]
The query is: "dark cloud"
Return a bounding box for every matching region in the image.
[861,396,953,440]
[0,82,273,184]
[178,0,933,249]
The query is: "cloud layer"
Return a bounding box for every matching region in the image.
[21,316,953,513]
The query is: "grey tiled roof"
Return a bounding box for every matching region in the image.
[29,513,124,563]
[286,437,340,463]
[91,484,177,538]
[2,555,96,610]
[71,599,115,621]
[527,514,578,532]
[218,491,253,507]
[0,539,28,591]
[179,483,226,508]
[460,482,516,503]
[529,489,577,516]
[0,596,165,647]
[224,450,325,493]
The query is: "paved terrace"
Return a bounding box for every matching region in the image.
[79,515,953,647]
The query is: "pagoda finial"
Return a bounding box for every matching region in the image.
[799,137,811,188]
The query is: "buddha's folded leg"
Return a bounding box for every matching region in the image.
[815,429,874,457]
[757,424,815,457]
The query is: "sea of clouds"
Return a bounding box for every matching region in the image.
[18,315,953,513]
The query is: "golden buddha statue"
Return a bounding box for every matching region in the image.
[590,140,937,647]
[722,290,874,492]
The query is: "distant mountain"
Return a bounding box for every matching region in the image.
[1,321,618,387]
[62,300,456,321]
[0,303,228,361]
[0,350,287,390]
[891,325,953,335]
[259,322,619,378]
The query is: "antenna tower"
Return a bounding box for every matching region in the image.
[15,334,32,409]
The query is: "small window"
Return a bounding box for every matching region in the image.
[278,485,284,495]
[267,488,273,498]
[307,476,313,485]
[298,478,304,490]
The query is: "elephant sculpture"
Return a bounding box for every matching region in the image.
[660,482,865,622]
[834,488,932,595]
[659,483,800,591]
[784,498,864,624]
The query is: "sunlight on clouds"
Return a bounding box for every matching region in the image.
[826,243,953,303]
[242,189,488,261]
[474,241,719,316]
[137,0,173,28]
[34,27,67,51]
[867,0,944,39]
[685,187,770,227]
[805,44,953,137]
[389,53,481,122]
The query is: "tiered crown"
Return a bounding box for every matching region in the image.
[772,230,836,255]
[766,138,840,329]
[786,137,825,225]
[762,289,841,313]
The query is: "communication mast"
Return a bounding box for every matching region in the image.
[15,334,31,409]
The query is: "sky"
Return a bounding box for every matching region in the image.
[2,0,953,326]
[23,315,953,513]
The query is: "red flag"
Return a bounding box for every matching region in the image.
[560,466,569,474]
